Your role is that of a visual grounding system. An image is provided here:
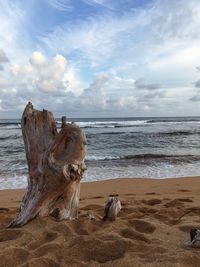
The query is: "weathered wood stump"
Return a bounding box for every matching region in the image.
[9,102,87,227]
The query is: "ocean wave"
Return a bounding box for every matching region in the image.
[56,118,200,128]
[0,122,21,129]
[86,155,121,161]
[147,119,200,124]
[0,122,19,125]
[122,154,199,159]
[158,131,200,136]
[86,154,200,161]
[0,134,21,140]
[0,174,27,190]
[2,118,200,130]
[90,130,200,136]
[56,120,150,129]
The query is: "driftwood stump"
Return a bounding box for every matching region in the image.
[9,102,87,227]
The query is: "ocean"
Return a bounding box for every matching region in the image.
[1,117,200,189]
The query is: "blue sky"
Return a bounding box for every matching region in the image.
[1,0,200,118]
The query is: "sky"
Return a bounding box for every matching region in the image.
[1,0,200,118]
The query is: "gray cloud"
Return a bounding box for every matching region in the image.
[196,66,200,71]
[190,95,200,102]
[0,50,9,62]
[135,79,160,90]
[0,49,198,118]
[137,91,166,102]
[0,50,9,71]
[194,80,200,88]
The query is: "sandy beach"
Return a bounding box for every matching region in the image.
[0,177,200,267]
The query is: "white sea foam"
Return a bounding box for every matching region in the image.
[2,160,200,189]
[0,174,27,190]
[0,124,21,129]
[57,120,150,128]
[77,120,149,128]
[86,155,120,161]
[2,119,200,130]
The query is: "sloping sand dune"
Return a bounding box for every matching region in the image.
[1,177,200,267]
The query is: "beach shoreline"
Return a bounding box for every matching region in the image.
[1,176,200,266]
[1,176,200,208]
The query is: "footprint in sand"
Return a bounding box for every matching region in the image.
[0,229,23,242]
[0,208,9,213]
[179,224,200,233]
[140,207,158,214]
[20,257,60,267]
[120,228,151,243]
[80,196,104,201]
[89,196,104,199]
[138,245,168,261]
[51,223,72,236]
[0,247,29,267]
[145,192,158,195]
[185,206,200,215]
[142,199,162,206]
[178,189,191,193]
[129,219,156,234]
[164,198,193,208]
[69,237,127,263]
[32,242,63,258]
[27,231,58,250]
[176,198,193,203]
[69,219,101,235]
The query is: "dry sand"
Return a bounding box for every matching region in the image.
[0,177,200,267]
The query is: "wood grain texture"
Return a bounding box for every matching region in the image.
[9,102,87,227]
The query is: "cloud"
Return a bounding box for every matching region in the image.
[196,66,200,71]
[9,51,81,96]
[137,91,166,102]
[78,74,110,110]
[0,50,9,70]
[0,49,197,118]
[47,0,73,11]
[194,80,200,88]
[190,95,200,102]
[134,79,160,90]
[0,51,83,115]
[30,51,47,66]
[39,0,200,74]
[0,1,31,63]
[0,50,9,63]
[82,0,114,10]
[47,0,114,11]
[1,0,200,117]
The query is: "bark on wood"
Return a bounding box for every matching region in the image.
[9,102,87,227]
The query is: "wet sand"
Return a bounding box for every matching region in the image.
[0,177,200,267]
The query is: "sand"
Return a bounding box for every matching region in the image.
[0,177,200,267]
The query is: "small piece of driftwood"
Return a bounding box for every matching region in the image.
[184,228,200,247]
[103,196,121,221]
[86,210,95,220]
[9,102,87,227]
